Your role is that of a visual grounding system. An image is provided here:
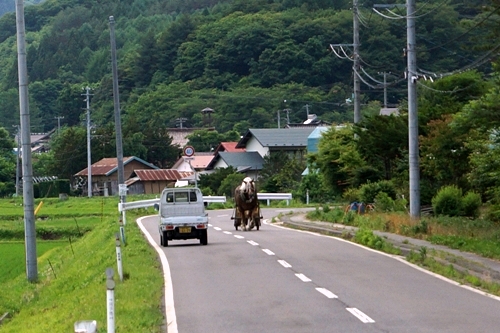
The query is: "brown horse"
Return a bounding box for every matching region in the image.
[234,177,260,231]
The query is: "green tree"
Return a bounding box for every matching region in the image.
[186,129,239,152]
[259,151,306,193]
[219,173,245,197]
[0,126,16,196]
[315,126,366,195]
[353,114,408,181]
[198,166,238,195]
[47,126,87,180]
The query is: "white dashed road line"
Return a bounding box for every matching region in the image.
[278,260,292,268]
[316,288,338,299]
[216,219,377,325]
[346,308,375,323]
[295,273,311,282]
[262,249,275,256]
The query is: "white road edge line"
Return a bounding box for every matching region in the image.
[247,240,259,246]
[262,249,275,255]
[234,235,245,239]
[223,231,232,235]
[278,259,292,268]
[316,287,338,299]
[136,216,178,333]
[346,308,375,323]
[295,273,311,282]
[213,227,222,231]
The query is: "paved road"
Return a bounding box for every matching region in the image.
[138,208,500,333]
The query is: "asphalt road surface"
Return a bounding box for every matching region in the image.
[138,208,500,333]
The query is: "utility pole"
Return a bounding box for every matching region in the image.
[83,87,93,198]
[109,16,125,195]
[353,0,361,123]
[283,109,290,125]
[383,72,387,108]
[16,0,37,282]
[407,0,420,218]
[54,116,64,133]
[13,125,20,197]
[378,72,388,108]
[329,0,361,124]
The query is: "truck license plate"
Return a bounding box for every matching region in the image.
[179,227,191,233]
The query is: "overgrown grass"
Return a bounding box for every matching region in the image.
[352,227,401,255]
[406,248,500,295]
[0,196,164,332]
[306,205,500,260]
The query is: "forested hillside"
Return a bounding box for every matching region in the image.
[0,0,489,134]
[0,0,499,200]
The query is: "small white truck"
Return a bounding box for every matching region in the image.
[156,187,208,247]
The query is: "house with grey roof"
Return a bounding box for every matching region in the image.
[205,152,264,180]
[236,128,317,158]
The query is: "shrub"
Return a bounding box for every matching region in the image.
[359,180,396,204]
[342,187,360,203]
[322,204,331,213]
[359,182,379,203]
[462,191,482,218]
[432,185,463,217]
[374,192,394,212]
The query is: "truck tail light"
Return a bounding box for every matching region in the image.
[196,224,207,229]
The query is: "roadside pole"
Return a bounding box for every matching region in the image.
[105,268,115,333]
[115,235,123,282]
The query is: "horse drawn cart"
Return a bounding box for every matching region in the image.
[232,177,262,231]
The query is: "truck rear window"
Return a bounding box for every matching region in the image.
[165,191,199,203]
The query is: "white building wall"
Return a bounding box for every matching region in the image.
[174,159,194,172]
[245,137,269,157]
[213,159,229,169]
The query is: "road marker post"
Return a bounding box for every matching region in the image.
[105,268,115,333]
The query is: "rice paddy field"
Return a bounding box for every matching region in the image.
[0,195,165,332]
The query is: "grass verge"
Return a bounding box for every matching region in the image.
[0,197,164,332]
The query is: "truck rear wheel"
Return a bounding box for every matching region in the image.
[160,231,168,247]
[200,229,208,245]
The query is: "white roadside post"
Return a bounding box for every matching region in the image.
[119,215,126,245]
[105,268,115,333]
[115,234,123,282]
[119,184,127,225]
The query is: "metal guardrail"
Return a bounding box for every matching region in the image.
[118,193,293,212]
[118,196,227,212]
[257,193,293,206]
